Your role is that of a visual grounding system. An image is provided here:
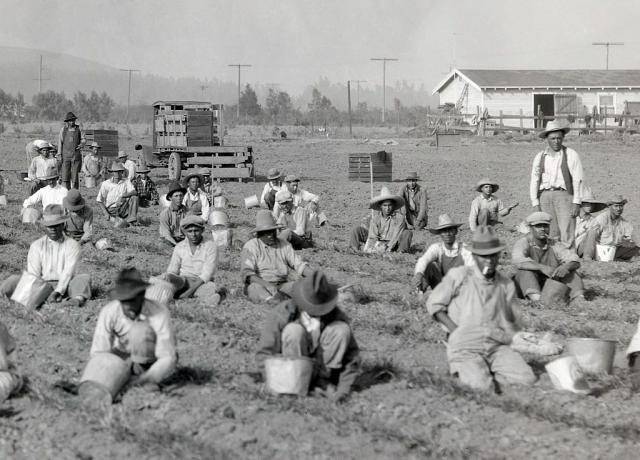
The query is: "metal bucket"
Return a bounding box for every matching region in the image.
[10,271,53,309]
[596,244,616,262]
[0,371,22,403]
[213,196,228,209]
[244,195,259,209]
[0,195,6,207]
[22,207,41,224]
[84,176,97,188]
[317,212,328,227]
[79,352,130,401]
[541,278,570,306]
[212,228,232,249]
[566,337,617,374]
[264,355,314,396]
[545,355,590,394]
[146,275,180,306]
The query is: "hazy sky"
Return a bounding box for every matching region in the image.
[2,0,640,94]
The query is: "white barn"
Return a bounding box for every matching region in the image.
[432,69,640,129]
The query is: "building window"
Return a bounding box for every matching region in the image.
[599,94,614,115]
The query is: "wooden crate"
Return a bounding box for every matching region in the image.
[348,151,393,182]
[84,129,118,157]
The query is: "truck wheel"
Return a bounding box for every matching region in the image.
[168,152,181,181]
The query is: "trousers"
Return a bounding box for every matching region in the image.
[247,280,297,303]
[107,196,139,223]
[513,269,584,299]
[279,228,313,250]
[476,208,499,227]
[61,159,82,189]
[349,225,412,253]
[579,228,640,261]
[1,273,92,305]
[281,321,351,371]
[539,190,575,245]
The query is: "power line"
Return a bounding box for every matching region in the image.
[228,64,251,120]
[370,58,398,123]
[592,42,624,70]
[119,68,140,124]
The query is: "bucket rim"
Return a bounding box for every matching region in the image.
[264,355,315,364]
[567,337,617,344]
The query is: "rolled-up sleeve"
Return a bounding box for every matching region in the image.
[90,305,115,356]
[283,244,308,275]
[240,242,259,283]
[166,245,182,275]
[301,190,319,204]
[158,209,173,240]
[414,244,440,275]
[552,242,580,264]
[426,271,459,317]
[530,152,543,207]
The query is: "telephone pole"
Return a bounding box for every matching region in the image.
[199,85,209,99]
[592,42,624,70]
[119,68,140,123]
[370,58,398,123]
[34,55,51,93]
[351,80,367,106]
[228,64,251,120]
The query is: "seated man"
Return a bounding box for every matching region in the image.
[350,187,412,253]
[241,210,313,303]
[574,188,606,256]
[0,322,22,403]
[182,173,210,222]
[412,214,472,294]
[160,215,221,303]
[427,226,536,392]
[275,190,313,250]
[274,174,320,223]
[260,168,282,210]
[23,166,68,211]
[468,178,518,232]
[96,162,139,225]
[512,211,584,302]
[27,140,58,195]
[131,165,159,208]
[159,182,188,246]
[86,268,177,392]
[256,271,360,401]
[63,189,93,245]
[400,172,428,230]
[201,170,224,206]
[117,150,138,181]
[1,204,91,307]
[581,194,640,261]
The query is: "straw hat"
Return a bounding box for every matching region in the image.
[607,194,628,206]
[37,165,59,181]
[62,189,85,212]
[136,165,150,174]
[284,174,300,183]
[89,141,101,149]
[117,150,128,159]
[34,139,54,151]
[405,172,420,181]
[267,168,282,180]
[369,186,404,211]
[427,214,463,234]
[526,211,552,226]
[108,162,125,172]
[275,190,293,203]
[41,204,69,227]
[209,210,229,227]
[109,268,150,301]
[184,172,203,187]
[253,210,283,233]
[580,187,606,213]
[292,271,338,317]
[475,178,499,193]
[166,181,187,200]
[470,225,505,255]
[539,119,570,138]
[180,215,205,230]
[64,112,77,122]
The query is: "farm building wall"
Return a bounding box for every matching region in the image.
[438,74,483,114]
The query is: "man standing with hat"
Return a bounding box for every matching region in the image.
[182,172,210,222]
[241,210,314,303]
[260,168,283,210]
[57,112,84,190]
[118,150,137,182]
[400,172,428,230]
[27,140,58,195]
[81,142,104,188]
[512,211,584,302]
[581,194,640,261]
[131,165,159,208]
[574,187,607,256]
[427,226,536,392]
[275,190,313,250]
[469,178,518,231]
[529,120,584,245]
[159,182,188,246]
[0,204,92,308]
[22,165,68,211]
[96,162,139,226]
[63,189,93,245]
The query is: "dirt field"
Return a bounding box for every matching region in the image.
[1,127,640,459]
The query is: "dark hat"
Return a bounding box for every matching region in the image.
[166,181,187,200]
[41,204,69,227]
[369,186,404,212]
[580,187,607,213]
[62,189,85,212]
[109,268,150,301]
[428,214,463,234]
[253,209,283,233]
[292,271,338,317]
[471,225,505,256]
[267,168,282,180]
[475,178,499,193]
[108,162,125,172]
[607,194,628,206]
[89,141,101,149]
[184,172,203,187]
[64,112,77,122]
[134,144,143,150]
[539,119,570,138]
[180,215,205,230]
[405,172,420,181]
[136,165,150,174]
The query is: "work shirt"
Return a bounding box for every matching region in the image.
[241,238,308,284]
[123,159,137,181]
[23,185,68,209]
[159,206,187,242]
[82,154,103,177]
[529,146,584,207]
[588,211,635,246]
[131,176,159,204]
[414,241,474,275]
[512,234,580,267]
[166,238,218,282]
[469,195,505,231]
[27,235,80,294]
[183,188,210,222]
[575,213,594,247]
[401,185,428,223]
[64,207,94,243]
[273,188,319,215]
[260,183,281,206]
[366,212,406,251]
[28,156,58,181]
[276,206,311,237]
[96,178,135,208]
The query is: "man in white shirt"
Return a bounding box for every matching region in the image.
[182,172,210,222]
[260,168,282,210]
[529,120,584,245]
[275,190,313,249]
[22,167,68,211]
[118,150,138,181]
[274,174,321,223]
[96,162,139,225]
[27,140,58,195]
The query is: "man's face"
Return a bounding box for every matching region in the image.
[170,191,184,207]
[44,223,64,241]
[581,204,593,214]
[546,131,564,152]
[66,120,75,128]
[203,176,211,185]
[473,253,500,278]
[188,177,200,191]
[91,147,99,155]
[380,200,394,217]
[121,292,145,320]
[287,181,299,193]
[531,223,550,241]
[39,148,49,157]
[610,203,625,219]
[111,170,123,181]
[280,200,293,214]
[481,184,493,196]
[406,179,417,190]
[268,179,279,187]
[184,225,204,245]
[258,229,278,247]
[46,177,58,187]
[439,227,458,245]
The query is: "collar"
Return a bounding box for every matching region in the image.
[170,204,185,212]
[527,234,549,250]
[470,263,496,283]
[441,240,459,251]
[480,194,494,201]
[543,146,563,156]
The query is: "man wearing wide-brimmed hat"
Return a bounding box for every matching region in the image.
[529,119,584,245]
[469,178,518,232]
[512,211,584,302]
[400,171,428,230]
[22,165,68,211]
[427,226,536,392]
[27,140,58,195]
[256,270,360,401]
[413,214,473,294]
[57,111,84,190]
[260,168,283,210]
[131,164,159,208]
[574,187,607,256]
[63,189,93,245]
[0,204,92,308]
[182,172,210,222]
[159,181,188,246]
[88,268,177,389]
[581,194,640,261]
[241,210,314,303]
[96,162,139,226]
[81,141,104,188]
[117,150,137,182]
[275,190,313,250]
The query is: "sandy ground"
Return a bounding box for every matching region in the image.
[1,128,640,459]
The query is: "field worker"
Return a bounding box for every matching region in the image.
[22,165,68,211]
[413,214,473,294]
[159,182,188,246]
[63,189,93,245]
[182,173,210,222]
[201,170,223,206]
[131,165,159,208]
[274,174,320,223]
[529,120,584,245]
[427,226,536,392]
[260,168,283,210]
[469,178,518,232]
[275,190,313,250]
[96,162,139,226]
[351,187,412,253]
[574,188,607,257]
[0,322,23,403]
[159,215,221,303]
[512,212,584,302]
[581,194,640,261]
[57,111,84,190]
[81,142,104,187]
[117,150,137,181]
[1,204,92,308]
[241,210,314,303]
[400,172,428,230]
[27,140,58,195]
[256,271,360,401]
[88,268,177,389]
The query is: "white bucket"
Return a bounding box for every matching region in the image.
[84,176,97,188]
[596,244,616,262]
[317,212,328,227]
[0,195,6,207]
[0,371,22,403]
[264,355,314,396]
[545,355,590,394]
[566,338,616,374]
[95,238,113,251]
[80,352,130,401]
[10,271,53,309]
[22,207,41,224]
[208,210,229,227]
[126,321,157,364]
[213,196,228,209]
[212,228,232,249]
[244,195,259,209]
[146,276,178,306]
[159,195,171,208]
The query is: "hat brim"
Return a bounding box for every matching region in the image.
[166,187,187,200]
[64,116,77,122]
[63,198,85,212]
[267,174,282,180]
[252,224,284,234]
[136,169,150,174]
[580,201,607,212]
[471,244,506,256]
[607,199,628,206]
[39,174,59,181]
[184,174,204,185]
[427,223,463,234]
[109,283,149,301]
[291,278,338,317]
[539,127,570,138]
[41,215,69,227]
[180,221,205,230]
[405,176,421,181]
[476,183,499,192]
[370,195,404,211]
[527,220,551,226]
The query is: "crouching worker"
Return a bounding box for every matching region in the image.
[275,190,313,249]
[159,182,188,246]
[0,322,23,403]
[241,210,314,303]
[82,268,177,397]
[1,204,91,308]
[427,226,536,392]
[256,271,359,401]
[63,189,93,245]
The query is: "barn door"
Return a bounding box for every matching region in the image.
[554,94,578,115]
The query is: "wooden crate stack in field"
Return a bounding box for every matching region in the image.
[84,129,119,157]
[348,151,393,182]
[186,147,254,181]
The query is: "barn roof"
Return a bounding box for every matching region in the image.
[152,100,210,106]
[432,69,640,94]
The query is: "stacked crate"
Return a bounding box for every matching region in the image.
[348,151,393,182]
[84,129,119,157]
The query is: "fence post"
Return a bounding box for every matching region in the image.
[499,110,503,127]
[519,108,523,133]
[537,105,543,130]
[604,106,607,135]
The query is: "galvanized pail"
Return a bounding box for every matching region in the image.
[264,355,314,396]
[566,337,617,374]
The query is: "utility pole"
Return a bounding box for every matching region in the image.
[228,64,251,120]
[592,42,624,70]
[347,80,352,137]
[370,57,398,124]
[351,80,367,106]
[34,55,51,93]
[199,85,209,99]
[119,68,140,123]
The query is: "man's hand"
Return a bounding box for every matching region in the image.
[552,265,570,279]
[48,291,62,303]
[570,203,580,218]
[539,265,555,278]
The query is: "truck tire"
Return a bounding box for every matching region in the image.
[168,152,181,181]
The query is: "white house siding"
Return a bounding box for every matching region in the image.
[438,74,483,114]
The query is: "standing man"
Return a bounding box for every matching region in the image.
[57,112,83,190]
[400,172,428,230]
[529,120,584,245]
